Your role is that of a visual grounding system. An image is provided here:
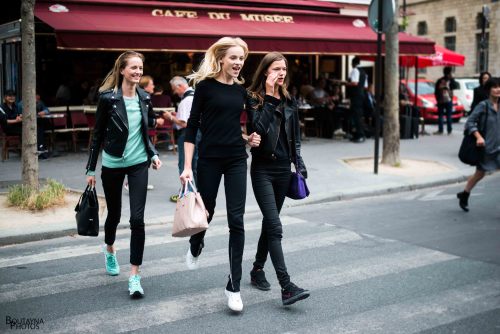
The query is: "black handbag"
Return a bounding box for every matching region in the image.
[458,108,488,166]
[75,185,99,236]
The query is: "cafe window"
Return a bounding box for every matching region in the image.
[444,17,456,33]
[444,36,456,51]
[417,21,428,35]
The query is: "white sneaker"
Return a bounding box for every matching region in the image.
[225,289,243,312]
[185,248,199,270]
[147,184,154,190]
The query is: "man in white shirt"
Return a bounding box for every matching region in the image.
[164,76,200,201]
[346,57,368,142]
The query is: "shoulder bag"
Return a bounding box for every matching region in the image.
[458,107,488,166]
[75,185,99,236]
[172,179,209,237]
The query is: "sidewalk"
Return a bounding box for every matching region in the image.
[0,122,478,244]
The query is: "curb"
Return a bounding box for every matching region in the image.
[0,175,470,247]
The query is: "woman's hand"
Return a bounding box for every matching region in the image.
[265,72,278,96]
[476,136,485,147]
[248,132,261,147]
[180,168,193,185]
[86,175,96,187]
[152,158,162,170]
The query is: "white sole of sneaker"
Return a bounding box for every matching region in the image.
[224,289,243,312]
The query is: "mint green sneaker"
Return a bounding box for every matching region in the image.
[128,275,144,298]
[103,246,120,276]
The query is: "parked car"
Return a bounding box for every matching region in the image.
[400,79,464,123]
[454,78,479,115]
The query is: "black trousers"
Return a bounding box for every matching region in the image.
[350,103,366,139]
[189,156,247,292]
[251,159,291,288]
[101,161,149,266]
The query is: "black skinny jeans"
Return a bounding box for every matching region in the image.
[101,161,149,266]
[251,158,292,288]
[189,156,247,292]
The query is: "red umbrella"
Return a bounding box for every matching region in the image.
[401,44,465,68]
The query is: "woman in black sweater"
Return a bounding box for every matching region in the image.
[179,37,260,312]
[247,52,310,306]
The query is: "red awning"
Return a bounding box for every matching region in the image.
[400,44,466,68]
[35,0,434,55]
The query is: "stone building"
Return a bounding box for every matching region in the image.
[404,0,499,80]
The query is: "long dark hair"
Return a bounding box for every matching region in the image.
[479,71,491,86]
[247,52,290,107]
[484,77,500,96]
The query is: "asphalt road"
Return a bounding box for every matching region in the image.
[0,174,499,333]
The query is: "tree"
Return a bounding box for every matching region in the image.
[21,0,39,189]
[381,0,401,166]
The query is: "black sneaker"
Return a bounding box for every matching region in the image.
[457,191,470,212]
[281,282,310,306]
[250,269,271,291]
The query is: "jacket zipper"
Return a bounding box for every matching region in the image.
[110,117,124,132]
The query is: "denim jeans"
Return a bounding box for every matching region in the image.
[251,158,292,288]
[437,101,453,134]
[189,156,247,292]
[101,161,149,266]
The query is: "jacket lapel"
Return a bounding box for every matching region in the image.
[110,88,129,128]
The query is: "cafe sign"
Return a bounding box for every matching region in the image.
[152,9,295,23]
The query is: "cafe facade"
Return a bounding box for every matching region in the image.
[1,0,435,102]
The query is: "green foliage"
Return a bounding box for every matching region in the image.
[7,179,66,210]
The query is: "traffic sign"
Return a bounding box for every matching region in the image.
[368,0,395,34]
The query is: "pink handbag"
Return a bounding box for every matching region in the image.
[172,180,209,237]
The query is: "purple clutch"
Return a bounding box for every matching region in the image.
[286,171,310,200]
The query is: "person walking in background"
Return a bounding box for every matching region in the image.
[434,67,458,135]
[179,37,261,312]
[247,52,310,306]
[86,51,162,298]
[164,76,200,202]
[457,77,500,212]
[470,71,491,114]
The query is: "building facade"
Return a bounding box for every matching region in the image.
[405,0,499,80]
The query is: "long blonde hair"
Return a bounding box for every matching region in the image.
[187,37,248,87]
[99,51,145,93]
[247,52,290,107]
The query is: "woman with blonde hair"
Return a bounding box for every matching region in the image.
[247,52,310,306]
[180,37,261,312]
[86,50,162,298]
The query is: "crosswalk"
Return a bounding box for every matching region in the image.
[1,213,499,333]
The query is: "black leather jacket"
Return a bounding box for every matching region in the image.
[86,87,158,172]
[247,94,307,177]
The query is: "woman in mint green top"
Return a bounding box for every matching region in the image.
[85,51,162,298]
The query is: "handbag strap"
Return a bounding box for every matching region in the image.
[480,103,489,137]
[179,179,199,198]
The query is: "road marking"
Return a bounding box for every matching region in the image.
[291,279,500,334]
[0,227,362,302]
[33,248,460,333]
[0,216,307,268]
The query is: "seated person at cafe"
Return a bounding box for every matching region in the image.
[309,77,334,138]
[0,90,49,155]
